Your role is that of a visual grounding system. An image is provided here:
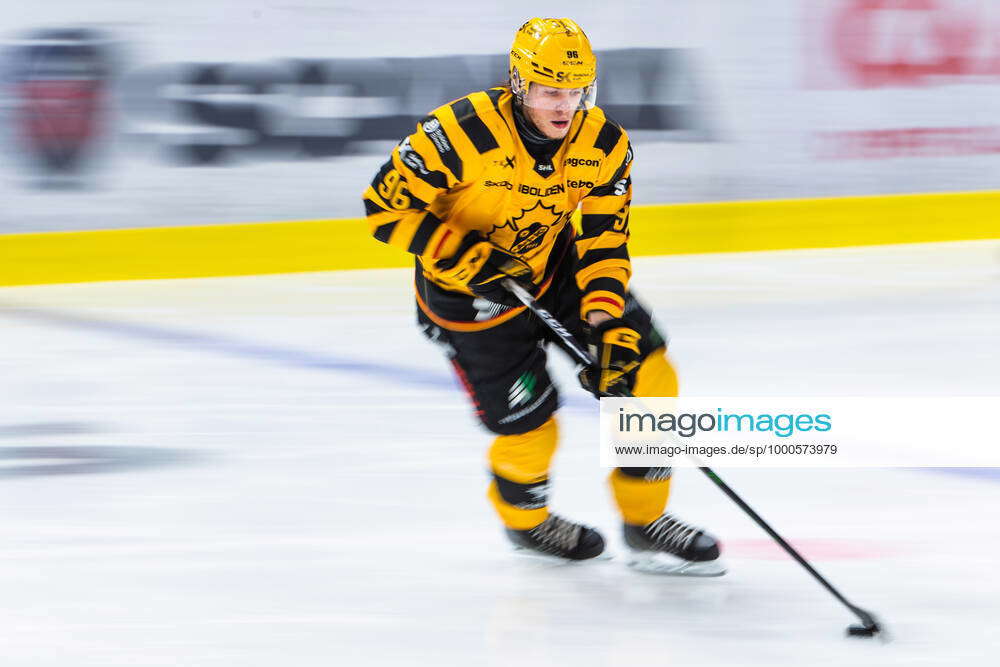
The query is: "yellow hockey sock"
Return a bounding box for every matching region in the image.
[608,351,678,524]
[633,348,679,398]
[609,468,672,526]
[487,417,558,530]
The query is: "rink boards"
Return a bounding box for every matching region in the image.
[2,190,999,287]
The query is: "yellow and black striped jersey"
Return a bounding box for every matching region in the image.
[363,87,633,324]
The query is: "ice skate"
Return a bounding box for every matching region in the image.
[506,514,607,561]
[624,513,726,576]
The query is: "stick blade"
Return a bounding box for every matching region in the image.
[847,623,878,637]
[846,606,889,641]
[847,619,889,642]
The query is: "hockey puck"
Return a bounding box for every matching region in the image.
[846,623,880,638]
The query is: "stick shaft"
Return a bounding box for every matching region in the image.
[695,467,876,626]
[504,279,592,366]
[502,278,879,629]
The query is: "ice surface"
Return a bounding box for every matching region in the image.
[1,241,998,665]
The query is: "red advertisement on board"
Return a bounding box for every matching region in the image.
[805,0,1000,89]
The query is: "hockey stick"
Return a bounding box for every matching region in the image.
[502,278,884,639]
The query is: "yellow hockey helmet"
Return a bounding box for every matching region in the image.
[509,18,597,109]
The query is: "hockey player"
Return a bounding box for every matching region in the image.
[363,18,721,573]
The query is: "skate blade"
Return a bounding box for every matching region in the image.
[626,551,727,577]
[511,544,614,563]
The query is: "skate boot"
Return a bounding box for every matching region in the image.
[506,514,606,561]
[624,513,725,576]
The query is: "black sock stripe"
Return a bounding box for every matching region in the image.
[494,474,548,509]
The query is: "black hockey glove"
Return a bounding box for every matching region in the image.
[434,231,533,307]
[578,318,642,398]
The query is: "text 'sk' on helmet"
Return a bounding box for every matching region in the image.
[509,18,597,110]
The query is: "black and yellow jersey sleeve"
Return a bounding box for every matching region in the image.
[362,92,503,262]
[575,118,633,320]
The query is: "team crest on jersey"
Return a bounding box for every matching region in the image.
[487,201,568,255]
[511,223,550,255]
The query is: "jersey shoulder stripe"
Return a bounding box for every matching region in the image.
[418,113,464,181]
[483,87,514,133]
[568,109,589,145]
[566,106,627,156]
[449,95,500,154]
[593,116,624,156]
[484,87,506,105]
[373,220,398,243]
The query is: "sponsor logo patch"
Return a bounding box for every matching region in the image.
[422,116,452,154]
[534,158,555,177]
[399,137,430,175]
[508,371,537,408]
[518,183,564,197]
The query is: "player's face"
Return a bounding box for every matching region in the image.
[522,84,585,139]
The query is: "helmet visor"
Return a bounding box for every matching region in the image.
[520,81,596,112]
